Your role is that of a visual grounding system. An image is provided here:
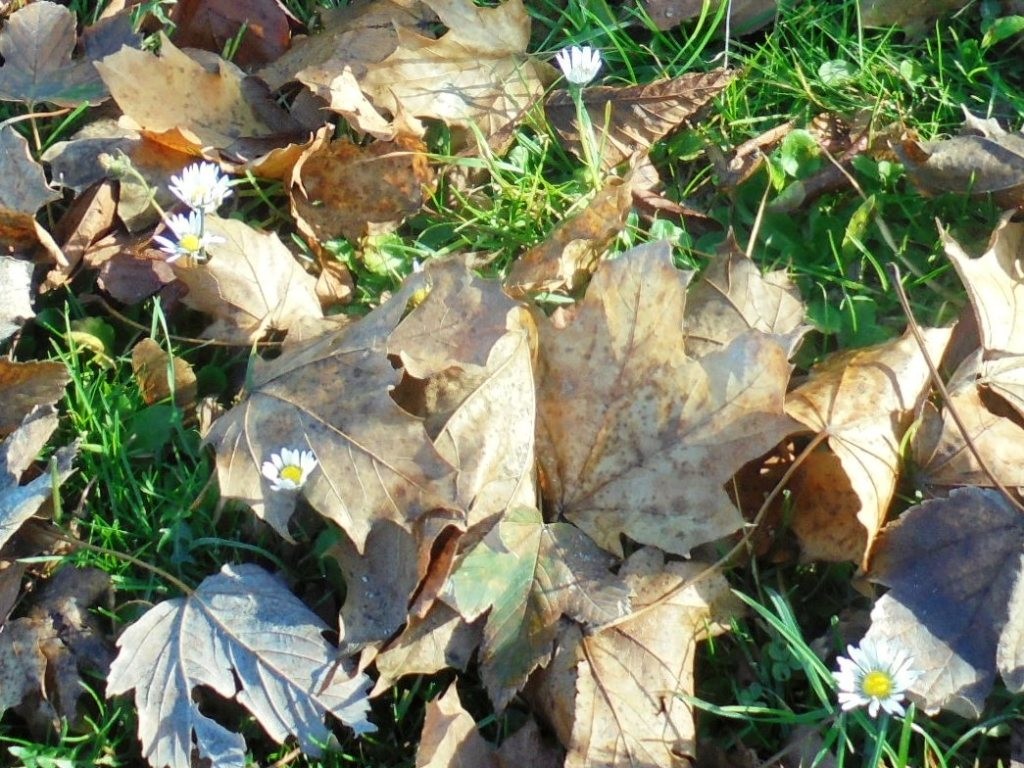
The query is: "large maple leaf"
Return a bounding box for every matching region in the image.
[535,241,797,557]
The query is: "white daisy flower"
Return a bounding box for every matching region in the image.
[555,45,602,86]
[261,448,317,491]
[152,211,224,263]
[834,637,919,717]
[168,161,233,213]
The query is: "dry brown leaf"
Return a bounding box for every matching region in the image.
[0,1,108,107]
[641,0,776,33]
[536,241,797,557]
[291,134,434,244]
[861,0,971,34]
[0,361,70,439]
[372,601,481,693]
[546,70,733,171]
[507,176,632,298]
[913,356,1024,490]
[357,0,554,138]
[0,124,63,269]
[785,327,951,563]
[204,274,456,549]
[44,180,116,290]
[944,213,1024,357]
[416,684,497,768]
[315,258,354,311]
[171,216,323,343]
[170,0,292,68]
[529,549,738,768]
[260,0,434,92]
[131,338,197,407]
[95,35,302,157]
[683,235,806,358]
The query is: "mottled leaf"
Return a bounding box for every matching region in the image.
[443,506,630,711]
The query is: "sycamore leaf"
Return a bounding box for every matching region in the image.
[785,327,951,563]
[507,176,633,298]
[291,134,434,244]
[106,563,375,768]
[169,0,292,68]
[0,2,108,107]
[443,506,630,711]
[546,71,733,171]
[683,236,806,358]
[1,408,76,550]
[204,275,456,550]
[95,35,301,156]
[0,125,59,215]
[0,257,34,343]
[389,260,538,532]
[536,241,797,557]
[171,216,323,344]
[358,0,554,138]
[529,549,737,767]
[864,487,1024,717]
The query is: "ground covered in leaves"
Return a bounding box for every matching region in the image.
[4,0,1024,766]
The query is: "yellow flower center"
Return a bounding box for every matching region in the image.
[280,464,304,484]
[862,670,893,698]
[180,233,202,252]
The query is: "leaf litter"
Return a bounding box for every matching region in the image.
[6,0,1024,766]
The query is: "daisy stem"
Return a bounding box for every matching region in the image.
[570,85,603,191]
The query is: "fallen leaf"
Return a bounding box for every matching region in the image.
[443,505,631,711]
[641,0,776,33]
[0,257,34,343]
[0,1,108,107]
[291,134,434,244]
[0,124,59,214]
[861,0,971,34]
[546,70,733,171]
[913,357,1024,490]
[315,258,354,311]
[44,180,117,290]
[1,567,112,732]
[507,176,633,298]
[204,274,456,549]
[95,34,302,156]
[535,241,797,557]
[171,216,323,343]
[529,548,737,768]
[372,601,481,693]
[898,116,1024,207]
[416,684,497,768]
[131,338,198,407]
[785,327,952,563]
[943,213,1024,357]
[106,563,375,768]
[170,0,292,68]
[357,0,554,138]
[864,487,1024,717]
[683,235,806,358]
[0,361,70,439]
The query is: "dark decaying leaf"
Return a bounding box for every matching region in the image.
[898,113,1024,208]
[535,241,797,557]
[443,505,631,711]
[546,70,733,171]
[170,0,293,68]
[0,1,108,107]
[641,0,776,34]
[865,487,1024,717]
[106,564,375,768]
[860,0,971,34]
[205,274,456,550]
